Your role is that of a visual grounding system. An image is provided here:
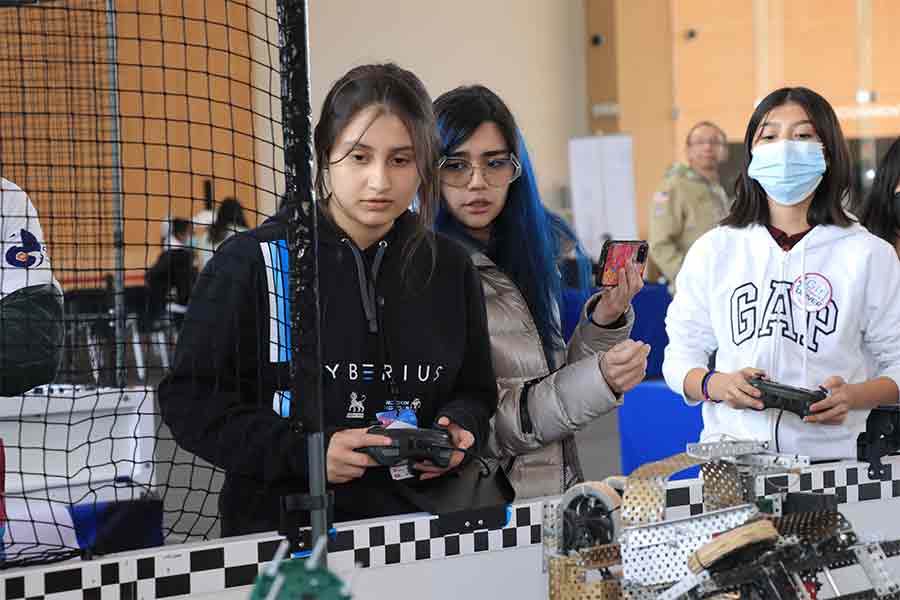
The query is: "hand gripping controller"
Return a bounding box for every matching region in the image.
[748,377,827,418]
[357,426,454,468]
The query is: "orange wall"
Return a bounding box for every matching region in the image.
[586,0,900,240]
[116,0,258,275]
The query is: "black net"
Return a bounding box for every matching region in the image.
[0,0,286,567]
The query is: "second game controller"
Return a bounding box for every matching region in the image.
[748,377,827,418]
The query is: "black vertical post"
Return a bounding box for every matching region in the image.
[277,0,328,561]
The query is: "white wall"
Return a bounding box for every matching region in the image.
[307,1,589,211]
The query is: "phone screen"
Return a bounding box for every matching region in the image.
[598,241,648,287]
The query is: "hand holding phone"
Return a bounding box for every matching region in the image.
[592,240,647,324]
[597,240,649,288]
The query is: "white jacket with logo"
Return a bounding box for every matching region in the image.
[663,222,900,459]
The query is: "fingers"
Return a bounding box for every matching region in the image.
[594,262,642,324]
[712,371,763,409]
[447,451,465,470]
[438,419,474,450]
[732,382,764,410]
[326,428,392,484]
[738,367,766,381]
[607,339,649,364]
[625,261,644,296]
[415,422,474,480]
[724,389,763,410]
[612,261,642,303]
[601,342,650,393]
[329,463,366,484]
[820,375,846,391]
[450,428,474,450]
[805,402,848,425]
[809,393,839,414]
[736,379,762,399]
[806,391,850,425]
[414,460,445,473]
[418,450,465,480]
[356,433,394,447]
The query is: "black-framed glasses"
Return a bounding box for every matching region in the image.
[438,154,522,188]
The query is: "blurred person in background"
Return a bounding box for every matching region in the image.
[146,217,196,315]
[649,121,730,294]
[854,137,900,257]
[208,197,249,252]
[191,207,215,271]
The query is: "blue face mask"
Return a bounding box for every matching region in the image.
[747,140,827,206]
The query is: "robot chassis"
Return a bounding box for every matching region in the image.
[545,440,900,600]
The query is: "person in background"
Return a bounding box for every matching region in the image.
[190,207,215,271]
[159,63,497,535]
[433,85,649,498]
[649,121,730,294]
[663,87,900,460]
[208,197,249,252]
[853,137,900,257]
[146,218,196,317]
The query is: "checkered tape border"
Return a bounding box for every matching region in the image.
[663,454,900,520]
[5,455,900,600]
[0,500,545,600]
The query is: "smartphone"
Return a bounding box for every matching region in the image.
[596,240,649,288]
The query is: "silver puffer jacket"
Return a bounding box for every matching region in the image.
[472,251,634,499]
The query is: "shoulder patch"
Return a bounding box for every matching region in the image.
[653,192,671,217]
[5,229,44,268]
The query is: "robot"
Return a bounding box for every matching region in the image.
[546,440,900,600]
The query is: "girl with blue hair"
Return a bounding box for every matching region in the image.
[431,85,649,497]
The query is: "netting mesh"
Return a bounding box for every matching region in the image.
[0,0,285,567]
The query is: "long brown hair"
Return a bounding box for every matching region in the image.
[313,63,438,273]
[725,87,852,228]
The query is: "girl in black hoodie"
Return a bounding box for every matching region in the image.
[158,63,497,536]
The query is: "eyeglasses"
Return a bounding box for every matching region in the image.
[438,154,522,188]
[688,138,725,147]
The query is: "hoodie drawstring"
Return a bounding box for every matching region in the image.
[343,238,388,334]
[799,233,811,388]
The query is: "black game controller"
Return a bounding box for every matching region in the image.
[748,377,827,418]
[357,426,455,468]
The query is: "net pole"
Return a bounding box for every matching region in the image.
[104,0,126,388]
[278,0,328,558]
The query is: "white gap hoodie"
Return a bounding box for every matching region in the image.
[663,222,900,460]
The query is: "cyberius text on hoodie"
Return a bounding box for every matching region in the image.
[324,362,445,384]
[731,280,837,351]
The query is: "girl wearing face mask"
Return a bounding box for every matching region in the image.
[159,64,497,536]
[853,137,900,257]
[433,86,649,498]
[663,87,900,460]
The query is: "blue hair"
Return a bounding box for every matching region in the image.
[433,86,591,362]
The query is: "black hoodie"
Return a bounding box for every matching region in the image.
[158,209,497,536]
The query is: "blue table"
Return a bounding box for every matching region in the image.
[618,380,703,479]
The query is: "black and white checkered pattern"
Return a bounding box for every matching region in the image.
[0,500,545,600]
[5,456,900,600]
[661,455,900,518]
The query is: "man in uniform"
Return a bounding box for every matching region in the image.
[649,121,730,294]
